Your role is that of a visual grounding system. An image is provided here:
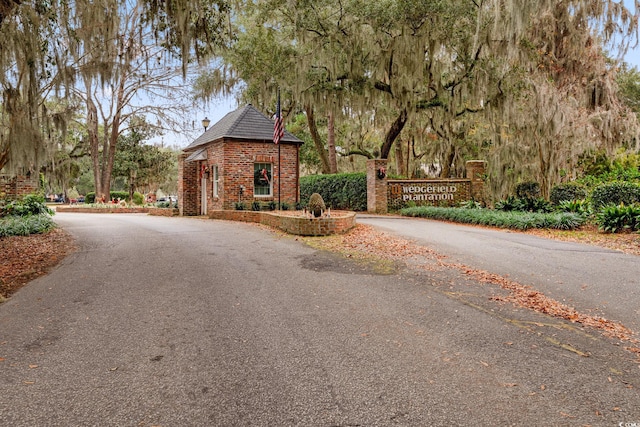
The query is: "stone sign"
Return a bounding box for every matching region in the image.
[366,159,485,214]
[388,179,471,210]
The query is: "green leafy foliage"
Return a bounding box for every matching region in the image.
[595,204,640,233]
[300,173,367,211]
[0,214,56,237]
[0,194,54,217]
[132,192,144,205]
[556,199,592,217]
[515,181,541,199]
[549,182,588,205]
[400,206,584,230]
[590,181,640,209]
[494,195,552,213]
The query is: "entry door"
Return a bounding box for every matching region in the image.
[201,175,207,215]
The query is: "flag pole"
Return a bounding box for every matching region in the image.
[278,140,281,209]
[274,88,283,209]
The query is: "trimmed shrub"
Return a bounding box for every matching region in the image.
[550,182,588,205]
[515,181,541,199]
[300,173,366,211]
[590,181,640,209]
[132,192,144,205]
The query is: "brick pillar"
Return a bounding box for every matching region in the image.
[178,154,200,216]
[367,159,388,214]
[178,154,186,216]
[466,160,486,204]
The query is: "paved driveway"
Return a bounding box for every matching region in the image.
[0,213,638,426]
[358,214,640,334]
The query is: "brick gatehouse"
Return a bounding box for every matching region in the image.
[178,105,304,216]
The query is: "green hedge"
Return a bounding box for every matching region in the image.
[300,173,367,211]
[590,181,640,209]
[549,182,588,205]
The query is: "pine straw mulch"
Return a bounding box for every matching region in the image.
[0,228,76,301]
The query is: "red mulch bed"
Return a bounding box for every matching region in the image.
[0,228,76,299]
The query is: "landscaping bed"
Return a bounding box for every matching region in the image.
[208,210,356,236]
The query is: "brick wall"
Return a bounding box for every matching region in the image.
[179,139,300,215]
[178,153,200,216]
[465,160,486,202]
[0,175,39,200]
[208,210,356,236]
[367,159,388,214]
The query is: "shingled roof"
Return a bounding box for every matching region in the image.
[184,104,303,152]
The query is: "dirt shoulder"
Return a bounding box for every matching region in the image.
[0,228,76,300]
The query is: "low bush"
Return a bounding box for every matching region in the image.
[515,181,541,199]
[400,206,585,231]
[595,203,640,233]
[1,194,53,217]
[550,182,588,205]
[0,214,56,237]
[132,191,144,205]
[590,181,640,209]
[494,196,552,213]
[556,199,592,217]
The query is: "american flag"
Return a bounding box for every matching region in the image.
[273,91,284,144]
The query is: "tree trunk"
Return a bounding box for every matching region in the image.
[305,104,332,174]
[380,108,408,159]
[395,137,405,176]
[441,142,456,178]
[101,76,127,200]
[85,85,103,200]
[327,111,338,173]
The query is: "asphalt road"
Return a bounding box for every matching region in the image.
[357,214,640,334]
[1,212,639,426]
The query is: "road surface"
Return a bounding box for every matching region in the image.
[0,212,638,426]
[358,214,640,334]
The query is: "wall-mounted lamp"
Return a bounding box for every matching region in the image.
[202,117,211,131]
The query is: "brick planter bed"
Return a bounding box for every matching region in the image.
[56,206,150,214]
[56,205,355,236]
[208,210,356,236]
[147,208,180,217]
